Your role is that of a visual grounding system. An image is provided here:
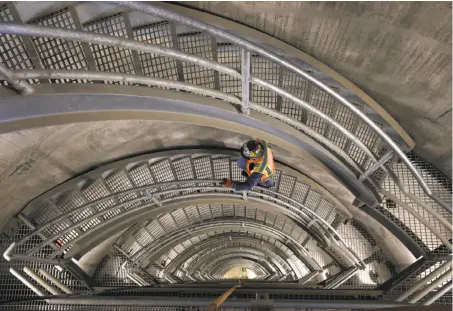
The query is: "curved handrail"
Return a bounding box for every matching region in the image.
[109,1,437,205]
[7,71,450,240]
[11,69,364,174]
[0,2,450,266]
[6,180,365,268]
[0,16,449,212]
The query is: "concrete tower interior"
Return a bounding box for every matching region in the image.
[0,1,451,310]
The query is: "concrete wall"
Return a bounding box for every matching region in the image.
[181,1,452,177]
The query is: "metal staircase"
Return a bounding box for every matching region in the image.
[0,1,451,310]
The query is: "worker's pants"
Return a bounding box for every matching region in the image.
[237,158,274,188]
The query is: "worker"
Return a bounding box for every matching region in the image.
[221,139,276,191]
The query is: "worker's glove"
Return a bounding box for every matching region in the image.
[221,178,233,188]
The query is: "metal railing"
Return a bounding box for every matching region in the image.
[2,149,387,289]
[0,1,450,252]
[0,2,450,215]
[0,1,451,305]
[3,181,365,269]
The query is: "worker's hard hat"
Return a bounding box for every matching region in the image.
[241,139,264,160]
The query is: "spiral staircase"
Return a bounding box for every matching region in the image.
[0,2,451,310]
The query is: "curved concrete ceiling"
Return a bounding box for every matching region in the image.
[180,1,452,177]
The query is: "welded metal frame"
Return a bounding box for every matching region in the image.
[0,18,449,211]
[2,147,442,294]
[0,19,450,261]
[0,1,451,304]
[107,1,444,205]
[0,16,450,274]
[7,154,365,270]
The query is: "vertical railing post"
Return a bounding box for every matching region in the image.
[241,49,251,115]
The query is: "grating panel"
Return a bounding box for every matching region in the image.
[82,180,116,212]
[68,206,93,224]
[327,128,349,150]
[278,175,296,197]
[355,121,383,151]
[56,190,87,213]
[160,213,178,232]
[129,163,155,186]
[135,227,154,247]
[133,21,178,81]
[178,32,215,88]
[93,250,133,287]
[83,13,136,80]
[332,103,362,132]
[172,157,195,180]
[197,205,212,220]
[172,209,189,227]
[212,157,231,180]
[193,156,214,179]
[317,199,335,220]
[147,219,166,239]
[280,69,310,120]
[348,142,369,167]
[304,190,323,211]
[217,43,242,96]
[337,222,375,261]
[150,159,175,182]
[30,7,88,83]
[0,5,37,86]
[291,181,310,205]
[211,204,224,218]
[33,201,63,225]
[381,155,452,254]
[105,170,141,210]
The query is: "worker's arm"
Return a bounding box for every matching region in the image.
[232,172,262,191]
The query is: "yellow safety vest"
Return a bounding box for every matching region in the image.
[245,139,276,182]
